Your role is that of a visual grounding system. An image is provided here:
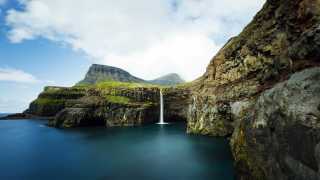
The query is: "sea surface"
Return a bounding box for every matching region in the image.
[0,119,235,180]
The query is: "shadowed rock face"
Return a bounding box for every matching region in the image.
[186,0,320,179]
[187,0,320,139]
[162,87,191,122]
[231,68,320,180]
[28,86,161,128]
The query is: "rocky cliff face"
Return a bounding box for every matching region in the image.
[19,79,191,128]
[188,0,320,137]
[24,86,86,117]
[162,87,191,122]
[231,68,320,180]
[19,84,161,128]
[186,0,320,179]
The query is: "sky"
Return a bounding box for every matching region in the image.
[0,0,265,113]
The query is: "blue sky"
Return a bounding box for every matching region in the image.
[0,0,90,112]
[0,0,265,112]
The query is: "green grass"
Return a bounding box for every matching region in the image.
[105,95,131,104]
[74,80,181,91]
[34,98,65,105]
[105,95,155,107]
[96,81,164,89]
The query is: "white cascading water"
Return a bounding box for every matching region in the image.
[157,90,168,125]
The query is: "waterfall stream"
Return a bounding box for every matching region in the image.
[157,90,168,125]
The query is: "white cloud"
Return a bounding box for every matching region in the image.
[5,0,265,81]
[0,67,40,83]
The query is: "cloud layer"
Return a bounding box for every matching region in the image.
[6,0,265,81]
[0,67,39,83]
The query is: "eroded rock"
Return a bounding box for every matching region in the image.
[231,67,320,180]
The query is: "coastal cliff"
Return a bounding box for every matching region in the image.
[24,83,161,128]
[188,0,320,136]
[2,0,319,179]
[186,0,320,179]
[4,64,188,128]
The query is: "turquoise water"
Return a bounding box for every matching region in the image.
[0,120,235,180]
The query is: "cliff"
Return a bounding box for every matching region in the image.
[22,82,161,128]
[2,0,319,179]
[188,0,320,137]
[186,0,320,179]
[231,67,320,180]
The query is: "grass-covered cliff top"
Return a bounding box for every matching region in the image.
[75,80,170,90]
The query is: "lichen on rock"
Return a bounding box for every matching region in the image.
[231,67,320,180]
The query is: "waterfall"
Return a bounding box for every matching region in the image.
[157,90,168,125]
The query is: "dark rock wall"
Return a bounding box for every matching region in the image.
[231,68,320,180]
[163,87,191,122]
[186,0,320,179]
[22,86,160,128]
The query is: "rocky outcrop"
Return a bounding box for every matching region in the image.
[162,87,191,122]
[5,82,161,128]
[187,96,234,136]
[187,0,320,136]
[149,73,185,86]
[24,86,86,117]
[231,68,320,180]
[186,0,320,179]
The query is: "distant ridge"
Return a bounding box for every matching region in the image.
[149,73,185,86]
[78,64,185,86]
[78,64,145,85]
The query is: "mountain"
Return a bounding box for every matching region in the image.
[149,73,185,86]
[78,64,145,85]
[78,64,185,86]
